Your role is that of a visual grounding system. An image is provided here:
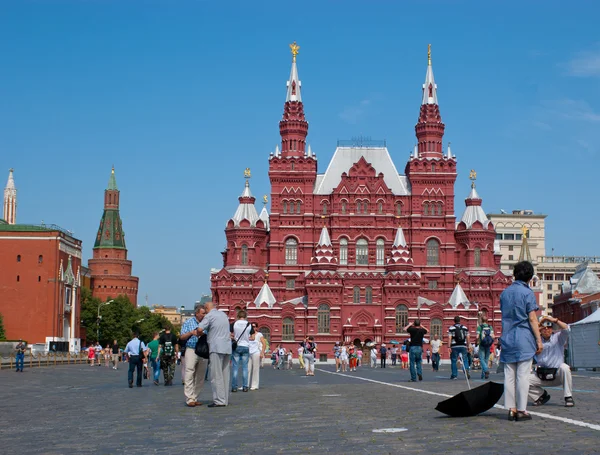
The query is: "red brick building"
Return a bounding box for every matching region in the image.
[0,221,83,347]
[88,168,139,305]
[551,263,600,324]
[211,45,511,356]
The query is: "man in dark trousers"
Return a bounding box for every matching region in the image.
[379,344,388,368]
[158,325,178,386]
[404,319,429,382]
[15,339,26,372]
[123,331,147,388]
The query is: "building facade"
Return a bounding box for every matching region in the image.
[210,44,510,357]
[151,305,184,326]
[551,263,600,324]
[0,221,83,348]
[3,169,17,225]
[88,168,139,305]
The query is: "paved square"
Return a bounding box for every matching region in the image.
[2,362,600,454]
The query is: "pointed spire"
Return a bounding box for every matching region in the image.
[448,283,470,308]
[286,42,302,102]
[518,226,533,263]
[230,171,261,228]
[422,44,438,105]
[3,168,17,224]
[311,225,337,270]
[275,145,280,157]
[413,144,418,159]
[459,170,490,229]
[386,226,413,270]
[254,281,277,308]
[307,144,313,157]
[415,44,445,159]
[446,142,453,159]
[280,42,308,158]
[107,166,118,190]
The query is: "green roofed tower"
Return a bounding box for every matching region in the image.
[88,167,139,305]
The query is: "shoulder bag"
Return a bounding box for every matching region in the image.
[194,333,210,359]
[536,366,558,381]
[231,321,251,352]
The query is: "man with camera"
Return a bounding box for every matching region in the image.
[528,316,574,407]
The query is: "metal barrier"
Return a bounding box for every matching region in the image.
[0,351,93,370]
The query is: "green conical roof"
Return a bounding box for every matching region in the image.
[108,167,118,190]
[94,208,126,249]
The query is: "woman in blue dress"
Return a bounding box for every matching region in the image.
[500,261,543,421]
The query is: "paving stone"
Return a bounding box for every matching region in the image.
[1,362,599,454]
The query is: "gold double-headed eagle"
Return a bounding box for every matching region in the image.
[290,41,300,62]
[244,168,251,178]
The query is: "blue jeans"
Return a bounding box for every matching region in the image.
[231,346,250,388]
[128,356,143,386]
[479,346,491,377]
[16,353,24,371]
[450,347,469,378]
[432,352,440,371]
[409,346,423,381]
[150,357,161,382]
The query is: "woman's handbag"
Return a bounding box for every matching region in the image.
[194,334,210,359]
[536,366,558,381]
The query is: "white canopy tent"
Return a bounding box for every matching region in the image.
[568,308,600,369]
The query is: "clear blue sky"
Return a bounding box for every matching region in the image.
[2,1,599,308]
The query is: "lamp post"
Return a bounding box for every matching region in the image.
[97,299,114,343]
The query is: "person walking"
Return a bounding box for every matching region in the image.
[147,332,161,385]
[248,323,264,391]
[448,316,471,380]
[104,344,111,367]
[500,260,543,421]
[370,346,377,368]
[477,315,495,379]
[15,339,26,372]
[111,339,120,370]
[426,349,431,364]
[297,344,305,370]
[231,310,253,393]
[123,332,147,388]
[179,304,209,407]
[301,336,317,376]
[405,319,428,382]
[197,301,232,407]
[158,325,178,386]
[379,344,387,368]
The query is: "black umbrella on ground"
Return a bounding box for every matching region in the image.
[435,353,504,417]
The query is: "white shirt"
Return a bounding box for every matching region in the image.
[370,349,377,358]
[431,339,442,354]
[298,346,303,356]
[233,319,252,348]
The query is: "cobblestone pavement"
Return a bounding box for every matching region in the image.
[2,361,600,454]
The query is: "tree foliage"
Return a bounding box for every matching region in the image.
[0,312,6,341]
[80,287,175,348]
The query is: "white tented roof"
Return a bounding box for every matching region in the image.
[254,282,277,308]
[314,147,411,195]
[572,308,600,325]
[448,283,470,308]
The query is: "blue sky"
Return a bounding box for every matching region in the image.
[1,1,599,308]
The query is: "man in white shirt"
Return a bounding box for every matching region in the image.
[430,335,442,372]
[123,332,147,388]
[230,310,253,392]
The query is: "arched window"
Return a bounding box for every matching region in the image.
[437,202,443,216]
[426,239,440,266]
[341,201,347,214]
[396,202,402,216]
[423,203,429,216]
[258,326,271,345]
[395,304,408,332]
[296,201,301,214]
[283,201,288,214]
[241,244,248,265]
[378,202,383,214]
[474,247,481,267]
[431,163,436,172]
[376,238,385,266]
[353,286,360,303]
[322,202,328,215]
[356,201,361,213]
[289,201,295,213]
[339,238,348,265]
[285,238,298,265]
[356,239,368,265]
[365,287,373,304]
[38,255,43,264]
[317,304,330,333]
[17,255,21,262]
[363,202,368,213]
[282,317,294,341]
[431,318,443,339]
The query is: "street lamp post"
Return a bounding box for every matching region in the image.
[97,299,114,343]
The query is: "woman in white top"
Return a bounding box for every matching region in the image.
[248,323,263,390]
[339,344,349,372]
[231,310,253,392]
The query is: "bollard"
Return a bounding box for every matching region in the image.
[10,354,14,370]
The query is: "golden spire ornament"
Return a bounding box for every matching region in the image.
[469,169,477,188]
[290,41,300,62]
[244,167,251,179]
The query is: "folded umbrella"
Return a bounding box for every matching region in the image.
[435,353,504,417]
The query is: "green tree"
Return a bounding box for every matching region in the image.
[0,312,6,340]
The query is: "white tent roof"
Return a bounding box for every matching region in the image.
[571,308,600,325]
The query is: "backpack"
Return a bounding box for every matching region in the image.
[480,325,494,347]
[163,336,175,356]
[453,324,466,344]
